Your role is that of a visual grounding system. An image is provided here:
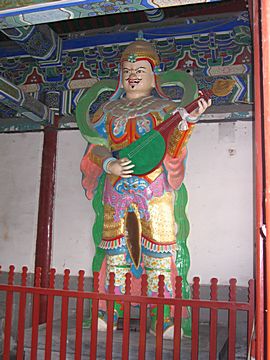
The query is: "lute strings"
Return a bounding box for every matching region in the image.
[126,92,207,159]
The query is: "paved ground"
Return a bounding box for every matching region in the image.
[22,315,248,359]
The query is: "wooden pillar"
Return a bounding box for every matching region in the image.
[261,0,270,358]
[252,0,265,358]
[34,119,58,323]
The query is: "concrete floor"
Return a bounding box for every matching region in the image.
[21,315,248,359]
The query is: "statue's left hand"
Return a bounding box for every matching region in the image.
[189,98,212,119]
[107,158,135,178]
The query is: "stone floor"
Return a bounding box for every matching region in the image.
[20,316,249,359]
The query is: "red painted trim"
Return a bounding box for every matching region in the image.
[3,292,13,359]
[3,265,14,360]
[209,278,218,360]
[74,271,85,360]
[34,120,58,324]
[16,267,28,358]
[228,279,237,360]
[90,273,99,359]
[261,1,270,359]
[122,274,131,360]
[31,292,40,360]
[252,0,265,358]
[138,274,148,360]
[173,276,182,360]
[106,273,115,360]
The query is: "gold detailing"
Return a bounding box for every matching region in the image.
[88,145,112,167]
[107,174,120,186]
[167,125,194,158]
[121,40,160,67]
[141,192,176,244]
[212,79,236,97]
[103,204,125,239]
[91,106,104,124]
[109,138,130,152]
[144,166,163,182]
[88,147,104,168]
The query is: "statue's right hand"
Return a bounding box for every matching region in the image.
[107,158,135,178]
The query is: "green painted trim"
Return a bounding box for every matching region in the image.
[160,70,198,106]
[75,79,117,147]
[0,77,21,101]
[174,183,192,336]
[91,172,106,273]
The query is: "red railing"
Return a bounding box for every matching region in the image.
[0,265,254,359]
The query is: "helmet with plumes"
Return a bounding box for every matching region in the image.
[120,40,160,69]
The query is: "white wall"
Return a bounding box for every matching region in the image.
[52,130,96,275]
[0,121,253,285]
[0,132,43,272]
[186,121,253,285]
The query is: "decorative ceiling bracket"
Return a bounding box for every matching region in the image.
[1,24,62,65]
[0,76,53,124]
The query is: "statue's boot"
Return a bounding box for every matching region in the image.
[97,301,123,331]
[150,305,181,340]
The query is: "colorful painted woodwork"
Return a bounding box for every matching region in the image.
[0,11,252,132]
[0,0,222,29]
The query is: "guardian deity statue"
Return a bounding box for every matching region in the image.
[78,40,211,337]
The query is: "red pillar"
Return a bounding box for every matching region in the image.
[34,120,58,323]
[252,0,265,358]
[261,0,270,358]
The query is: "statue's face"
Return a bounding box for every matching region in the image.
[121,60,155,99]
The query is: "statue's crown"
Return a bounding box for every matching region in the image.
[121,40,160,67]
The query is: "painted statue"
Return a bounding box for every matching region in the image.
[77,40,211,337]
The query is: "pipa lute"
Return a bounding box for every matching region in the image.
[112,80,235,175]
[113,91,211,175]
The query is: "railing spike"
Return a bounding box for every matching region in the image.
[8,265,15,285]
[21,266,28,286]
[192,276,200,299]
[210,278,218,300]
[157,274,165,298]
[141,273,148,296]
[175,276,182,298]
[125,272,131,295]
[108,272,115,294]
[63,268,70,290]
[35,267,42,287]
[78,270,85,291]
[229,278,237,301]
[49,268,56,288]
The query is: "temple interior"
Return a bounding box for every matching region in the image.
[0,0,259,358]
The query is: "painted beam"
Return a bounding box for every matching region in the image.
[1,24,62,65]
[0,75,52,124]
[0,0,222,30]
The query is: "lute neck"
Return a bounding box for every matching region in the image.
[185,89,212,113]
[156,89,212,139]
